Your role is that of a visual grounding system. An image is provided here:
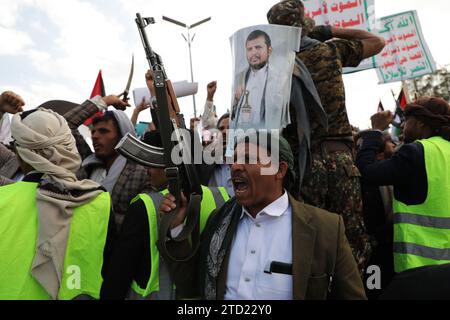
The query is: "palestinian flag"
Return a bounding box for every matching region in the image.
[84,70,106,126]
[397,89,407,110]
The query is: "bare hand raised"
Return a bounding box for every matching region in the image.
[371,111,394,131]
[136,97,151,113]
[206,81,217,102]
[102,95,130,111]
[0,91,25,114]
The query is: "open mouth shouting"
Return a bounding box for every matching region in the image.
[93,143,102,153]
[232,175,250,196]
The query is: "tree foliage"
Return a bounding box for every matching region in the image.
[404,66,450,102]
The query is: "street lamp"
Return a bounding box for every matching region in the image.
[162,15,211,117]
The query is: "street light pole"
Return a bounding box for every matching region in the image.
[162,15,211,117]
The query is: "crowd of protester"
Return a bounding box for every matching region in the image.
[1,0,450,301]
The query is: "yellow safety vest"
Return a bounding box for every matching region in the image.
[393,137,450,272]
[128,185,229,299]
[0,181,110,300]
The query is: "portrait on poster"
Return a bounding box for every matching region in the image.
[230,24,301,130]
[226,24,301,157]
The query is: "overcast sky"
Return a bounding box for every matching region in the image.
[1,0,449,130]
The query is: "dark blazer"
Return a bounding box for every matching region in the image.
[166,195,366,300]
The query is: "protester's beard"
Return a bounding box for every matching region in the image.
[250,61,267,71]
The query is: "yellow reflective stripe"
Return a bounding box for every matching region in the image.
[394,242,450,260]
[395,213,450,229]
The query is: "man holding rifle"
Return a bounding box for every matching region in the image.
[101,129,229,299]
[107,11,236,299]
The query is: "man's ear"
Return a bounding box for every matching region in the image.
[416,118,430,132]
[268,46,273,57]
[276,161,288,180]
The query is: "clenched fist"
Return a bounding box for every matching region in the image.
[0,91,25,114]
[371,110,394,131]
[206,81,217,102]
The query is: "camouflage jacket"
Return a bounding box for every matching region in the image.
[297,39,364,144]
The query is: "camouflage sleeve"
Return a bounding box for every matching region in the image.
[62,100,98,160]
[63,100,100,130]
[331,39,364,68]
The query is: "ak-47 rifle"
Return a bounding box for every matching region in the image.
[116,13,202,262]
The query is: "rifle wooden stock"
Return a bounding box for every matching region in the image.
[134,12,203,264]
[166,79,180,115]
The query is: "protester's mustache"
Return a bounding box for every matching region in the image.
[231,171,248,181]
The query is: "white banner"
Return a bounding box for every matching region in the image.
[376,10,436,84]
[303,0,376,73]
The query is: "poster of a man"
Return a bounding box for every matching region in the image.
[227,24,301,156]
[230,25,301,130]
[232,30,273,125]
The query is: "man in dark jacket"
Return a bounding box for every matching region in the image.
[357,97,450,280]
[160,131,366,300]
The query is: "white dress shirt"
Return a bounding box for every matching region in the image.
[238,65,268,125]
[224,191,293,300]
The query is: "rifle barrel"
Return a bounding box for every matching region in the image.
[136,13,158,69]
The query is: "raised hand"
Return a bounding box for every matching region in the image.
[102,95,130,111]
[371,110,394,131]
[0,91,25,114]
[206,81,217,102]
